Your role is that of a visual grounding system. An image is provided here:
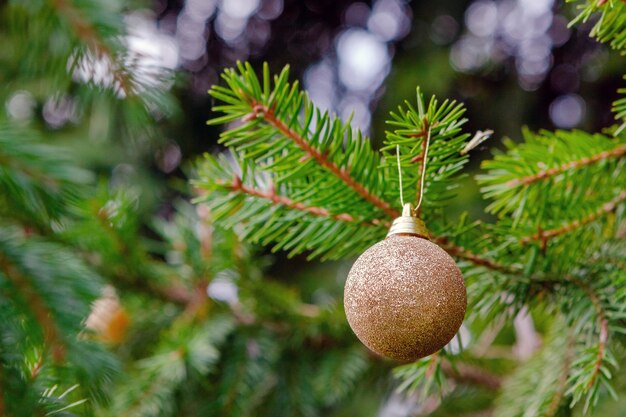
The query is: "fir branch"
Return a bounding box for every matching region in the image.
[112,318,234,417]
[394,353,446,399]
[110,268,194,306]
[479,129,626,220]
[207,62,393,227]
[568,0,626,51]
[507,144,626,187]
[195,152,389,260]
[313,346,369,406]
[520,189,626,245]
[568,277,609,390]
[0,152,60,190]
[203,67,507,269]
[50,0,132,96]
[382,88,472,212]
[395,353,502,397]
[545,331,575,417]
[226,175,389,227]
[202,159,507,269]
[0,254,65,362]
[440,361,502,391]
[118,350,185,417]
[613,81,626,135]
[0,123,92,227]
[494,321,575,417]
[246,104,399,218]
[435,237,511,273]
[68,190,195,306]
[215,333,279,415]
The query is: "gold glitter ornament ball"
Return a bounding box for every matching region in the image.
[344,234,466,362]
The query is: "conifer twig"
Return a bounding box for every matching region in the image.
[50,0,133,96]
[223,176,512,272]
[247,103,400,218]
[118,350,184,417]
[520,190,626,245]
[568,277,609,390]
[507,144,626,187]
[91,203,199,305]
[226,176,389,227]
[0,255,65,361]
[434,237,511,272]
[440,361,502,391]
[545,331,575,417]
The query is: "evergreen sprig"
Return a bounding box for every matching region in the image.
[207,62,393,215]
[198,62,626,415]
[494,321,574,417]
[0,227,118,415]
[569,0,626,52]
[382,89,471,214]
[478,129,626,274]
[196,63,495,263]
[107,317,235,417]
[1,0,178,143]
[0,123,92,230]
[196,62,399,259]
[194,152,387,260]
[394,353,448,400]
[613,79,626,134]
[479,129,626,221]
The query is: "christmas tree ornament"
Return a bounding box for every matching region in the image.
[344,203,466,361]
[345,139,466,361]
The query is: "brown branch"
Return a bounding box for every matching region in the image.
[248,104,400,218]
[0,255,65,362]
[441,361,502,391]
[226,176,511,273]
[567,277,609,389]
[521,190,626,245]
[545,331,575,417]
[227,176,389,227]
[434,236,511,273]
[507,144,626,187]
[240,106,513,274]
[50,0,133,95]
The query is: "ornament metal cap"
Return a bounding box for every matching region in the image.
[386,203,430,239]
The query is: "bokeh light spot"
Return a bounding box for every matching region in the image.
[465,1,498,37]
[6,91,36,122]
[337,29,389,91]
[549,94,585,128]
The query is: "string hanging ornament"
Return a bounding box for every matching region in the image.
[344,132,466,361]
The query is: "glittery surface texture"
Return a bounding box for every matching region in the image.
[344,235,466,362]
